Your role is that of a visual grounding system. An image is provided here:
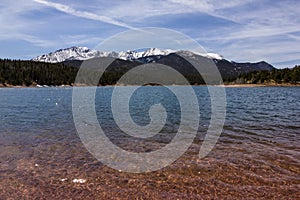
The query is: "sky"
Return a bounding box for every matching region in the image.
[0,0,299,68]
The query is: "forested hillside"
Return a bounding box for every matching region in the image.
[0,59,78,86]
[0,59,299,86]
[231,65,300,84]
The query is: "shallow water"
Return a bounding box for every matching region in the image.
[0,86,299,199]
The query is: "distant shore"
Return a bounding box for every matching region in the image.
[222,83,300,87]
[0,84,73,88]
[0,83,299,88]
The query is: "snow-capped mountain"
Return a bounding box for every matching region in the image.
[32,46,274,81]
[32,46,222,63]
[33,47,118,63]
[117,48,174,61]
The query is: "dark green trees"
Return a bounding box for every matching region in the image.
[0,59,78,86]
[234,65,300,84]
[0,58,299,86]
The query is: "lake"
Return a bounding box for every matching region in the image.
[0,86,299,199]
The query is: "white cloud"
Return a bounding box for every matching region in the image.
[287,34,300,41]
[21,35,59,47]
[206,34,300,68]
[0,1,48,44]
[59,34,103,46]
[168,0,213,12]
[0,1,34,36]
[33,0,135,30]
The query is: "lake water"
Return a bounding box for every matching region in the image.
[0,86,299,199]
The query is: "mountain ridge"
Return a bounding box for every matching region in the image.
[32,47,176,63]
[32,46,275,80]
[32,46,224,63]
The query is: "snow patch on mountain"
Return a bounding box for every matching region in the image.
[33,47,118,63]
[205,53,224,60]
[32,46,223,63]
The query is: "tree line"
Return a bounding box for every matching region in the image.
[0,59,206,86]
[0,59,299,86]
[0,59,78,86]
[230,65,300,84]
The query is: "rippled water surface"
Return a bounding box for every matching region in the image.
[0,86,299,199]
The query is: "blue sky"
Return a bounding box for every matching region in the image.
[0,0,299,68]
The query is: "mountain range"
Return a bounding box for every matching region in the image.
[32,46,275,80]
[32,47,175,63]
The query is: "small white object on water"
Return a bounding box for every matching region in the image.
[72,179,86,183]
[55,102,58,106]
[60,178,68,182]
[34,163,39,167]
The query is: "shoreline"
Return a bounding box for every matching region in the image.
[222,83,300,87]
[0,83,299,88]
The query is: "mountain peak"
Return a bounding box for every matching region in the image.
[33,46,100,63]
